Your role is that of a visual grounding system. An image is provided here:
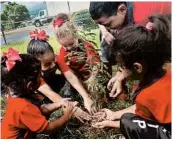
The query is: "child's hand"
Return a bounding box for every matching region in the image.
[84,98,97,115]
[63,101,75,118]
[101,31,115,45]
[109,80,123,98]
[93,108,116,121]
[73,107,92,123]
[92,120,120,128]
[107,71,122,91]
[107,71,124,98]
[92,120,112,128]
[59,98,78,107]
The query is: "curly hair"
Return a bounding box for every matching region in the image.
[1,54,41,97]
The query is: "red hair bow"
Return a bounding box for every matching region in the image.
[53,19,64,28]
[2,48,22,71]
[30,29,49,41]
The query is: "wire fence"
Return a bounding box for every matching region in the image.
[1,9,100,46]
[1,20,33,31]
[0,19,53,45]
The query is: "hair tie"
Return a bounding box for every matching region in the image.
[53,19,64,28]
[30,29,49,41]
[146,22,153,31]
[2,48,22,71]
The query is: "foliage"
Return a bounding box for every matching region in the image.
[1,2,30,29]
[71,9,98,30]
[71,9,101,50]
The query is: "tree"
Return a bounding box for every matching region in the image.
[1,2,30,29]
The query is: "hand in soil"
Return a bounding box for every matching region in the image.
[91,120,112,128]
[73,107,92,123]
[92,108,116,121]
[84,98,97,115]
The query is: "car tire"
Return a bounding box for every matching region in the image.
[35,20,42,27]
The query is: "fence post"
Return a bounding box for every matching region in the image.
[1,24,7,45]
[67,1,71,14]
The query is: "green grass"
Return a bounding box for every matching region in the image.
[1,29,101,54]
[1,36,61,54]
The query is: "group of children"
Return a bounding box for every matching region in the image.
[1,10,171,139]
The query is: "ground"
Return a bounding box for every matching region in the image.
[0,29,134,139]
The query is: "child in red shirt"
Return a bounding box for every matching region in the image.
[27,29,92,123]
[1,49,76,139]
[92,14,171,139]
[53,13,111,110]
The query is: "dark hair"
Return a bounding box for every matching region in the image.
[89,2,127,20]
[1,54,41,97]
[109,14,171,72]
[27,39,54,58]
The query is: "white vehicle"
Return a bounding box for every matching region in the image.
[32,1,90,27]
[32,9,53,27]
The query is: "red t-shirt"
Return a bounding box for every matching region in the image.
[56,41,100,74]
[133,2,171,24]
[135,71,171,124]
[1,96,48,139]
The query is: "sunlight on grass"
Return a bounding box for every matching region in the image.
[1,36,61,54]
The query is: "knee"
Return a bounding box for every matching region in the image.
[120,113,134,126]
[120,113,138,138]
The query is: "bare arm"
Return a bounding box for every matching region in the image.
[98,24,115,45]
[112,104,136,120]
[64,69,90,100]
[63,69,96,114]
[40,103,61,116]
[99,24,109,33]
[42,114,69,135]
[38,83,63,103]
[38,79,92,121]
[41,101,74,135]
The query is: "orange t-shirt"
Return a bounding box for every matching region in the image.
[1,96,48,139]
[135,71,171,124]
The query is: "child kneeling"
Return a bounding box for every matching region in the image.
[1,48,76,139]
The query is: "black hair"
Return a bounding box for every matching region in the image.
[89,2,127,20]
[1,54,41,97]
[27,39,54,58]
[108,14,171,73]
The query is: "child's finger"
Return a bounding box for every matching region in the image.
[92,122,104,128]
[107,83,112,91]
[81,113,92,121]
[71,101,78,107]
[62,98,72,101]
[92,111,105,118]
[112,90,121,98]
[76,116,84,123]
[110,86,117,97]
[91,107,98,115]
